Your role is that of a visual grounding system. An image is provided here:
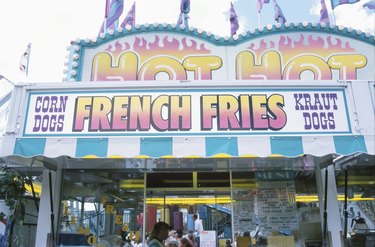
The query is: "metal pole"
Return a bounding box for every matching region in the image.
[323,167,328,245]
[344,169,348,240]
[229,169,235,245]
[142,162,147,247]
[48,170,56,247]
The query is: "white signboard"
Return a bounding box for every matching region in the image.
[200,231,216,247]
[23,87,351,137]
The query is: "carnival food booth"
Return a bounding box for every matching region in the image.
[0,23,374,247]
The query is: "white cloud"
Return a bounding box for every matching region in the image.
[334,2,375,34]
[309,0,321,16]
[309,0,375,34]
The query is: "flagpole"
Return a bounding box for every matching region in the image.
[258,12,262,29]
[25,43,31,83]
[326,0,336,25]
[331,9,336,25]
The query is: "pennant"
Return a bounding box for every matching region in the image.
[257,0,270,13]
[99,0,124,33]
[330,0,360,9]
[320,0,330,24]
[230,2,239,36]
[120,2,136,27]
[19,43,31,76]
[363,1,375,9]
[177,0,190,26]
[274,0,286,24]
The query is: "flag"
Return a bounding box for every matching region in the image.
[120,2,135,27]
[274,0,286,24]
[230,2,239,36]
[330,0,360,9]
[19,43,31,76]
[99,0,124,33]
[257,0,270,13]
[104,0,111,18]
[177,0,190,26]
[320,0,330,24]
[363,1,375,9]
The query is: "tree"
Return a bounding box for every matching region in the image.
[0,167,29,247]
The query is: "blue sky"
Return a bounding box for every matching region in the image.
[0,0,374,87]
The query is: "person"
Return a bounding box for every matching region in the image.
[179,238,194,247]
[187,234,197,247]
[165,230,178,247]
[166,240,179,247]
[147,222,172,247]
[192,214,203,247]
[175,230,183,242]
[225,239,232,247]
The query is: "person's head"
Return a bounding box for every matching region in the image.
[192,214,198,221]
[176,230,183,238]
[166,240,179,247]
[187,234,195,243]
[243,231,250,237]
[169,230,176,238]
[179,237,194,247]
[150,222,172,241]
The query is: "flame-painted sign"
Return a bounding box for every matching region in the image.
[23,87,351,137]
[71,26,374,82]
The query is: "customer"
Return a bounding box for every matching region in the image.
[147,222,172,247]
[187,234,197,247]
[192,214,203,247]
[179,238,194,247]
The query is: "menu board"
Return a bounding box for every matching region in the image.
[233,191,256,233]
[255,173,298,232]
[200,231,216,247]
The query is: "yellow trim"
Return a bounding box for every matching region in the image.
[147,196,232,205]
[211,153,233,158]
[145,194,375,205]
[161,155,176,158]
[133,155,150,159]
[267,154,284,157]
[83,155,98,158]
[107,155,125,158]
[184,155,203,158]
[239,154,259,158]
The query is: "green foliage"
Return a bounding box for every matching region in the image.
[0,167,28,223]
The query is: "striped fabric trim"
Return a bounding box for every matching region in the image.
[13,135,373,158]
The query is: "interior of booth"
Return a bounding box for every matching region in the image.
[1,153,374,247]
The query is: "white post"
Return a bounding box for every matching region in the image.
[315,164,343,247]
[35,169,61,247]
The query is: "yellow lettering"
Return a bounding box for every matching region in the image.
[284,55,332,80]
[138,56,187,80]
[236,50,282,80]
[183,56,222,80]
[328,54,367,80]
[91,51,138,81]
